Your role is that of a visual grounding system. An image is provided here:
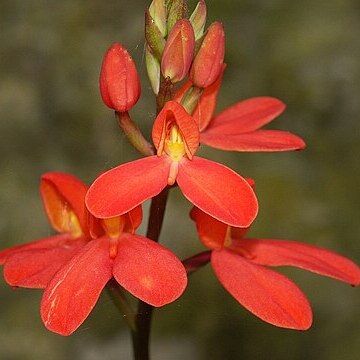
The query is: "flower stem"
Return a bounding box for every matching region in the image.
[131,187,170,360]
[182,250,211,275]
[115,111,154,157]
[106,278,136,331]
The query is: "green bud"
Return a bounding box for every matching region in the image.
[149,0,167,37]
[146,45,161,94]
[190,0,207,41]
[167,0,188,34]
[145,9,166,60]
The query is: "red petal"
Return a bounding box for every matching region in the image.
[201,129,306,152]
[232,238,360,286]
[0,234,69,265]
[190,207,228,249]
[86,156,170,218]
[40,238,113,336]
[125,205,143,233]
[152,101,199,157]
[113,234,187,307]
[4,239,85,288]
[177,157,258,227]
[41,172,89,236]
[204,97,286,134]
[194,64,226,131]
[212,249,312,330]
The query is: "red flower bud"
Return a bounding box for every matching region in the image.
[161,19,195,83]
[99,43,141,113]
[190,22,225,88]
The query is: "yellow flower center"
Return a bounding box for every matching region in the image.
[62,208,83,238]
[102,216,125,239]
[102,216,126,259]
[164,124,186,162]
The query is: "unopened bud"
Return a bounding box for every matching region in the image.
[145,9,166,60]
[189,0,207,41]
[189,22,225,88]
[149,0,167,37]
[161,19,195,83]
[145,45,161,94]
[99,43,141,112]
[167,0,188,34]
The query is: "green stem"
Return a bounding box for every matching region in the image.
[115,111,154,157]
[156,77,174,114]
[131,187,170,360]
[106,278,136,331]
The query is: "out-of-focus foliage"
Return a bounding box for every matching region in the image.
[0,0,359,359]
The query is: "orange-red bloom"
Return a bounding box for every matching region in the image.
[0,172,187,336]
[177,65,306,152]
[99,42,141,112]
[0,172,90,288]
[191,206,360,330]
[41,205,187,336]
[86,100,258,228]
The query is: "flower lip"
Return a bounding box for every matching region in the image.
[152,101,200,160]
[40,172,89,238]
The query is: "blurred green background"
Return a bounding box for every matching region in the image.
[0,0,359,359]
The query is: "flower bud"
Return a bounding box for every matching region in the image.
[99,43,141,112]
[149,0,167,37]
[145,9,166,60]
[145,45,161,94]
[167,0,188,34]
[161,19,195,83]
[189,21,225,88]
[189,0,207,41]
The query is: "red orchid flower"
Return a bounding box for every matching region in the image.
[0,172,91,288]
[190,206,360,330]
[41,204,188,336]
[86,100,258,228]
[176,65,306,152]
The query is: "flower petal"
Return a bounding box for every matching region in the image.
[177,157,258,227]
[0,234,69,265]
[40,238,112,336]
[201,129,306,152]
[190,206,228,249]
[194,64,226,132]
[232,238,360,286]
[203,97,286,134]
[86,156,170,218]
[211,249,312,330]
[113,234,187,307]
[4,239,85,288]
[41,172,89,236]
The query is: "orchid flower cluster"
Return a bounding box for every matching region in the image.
[1,0,359,357]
